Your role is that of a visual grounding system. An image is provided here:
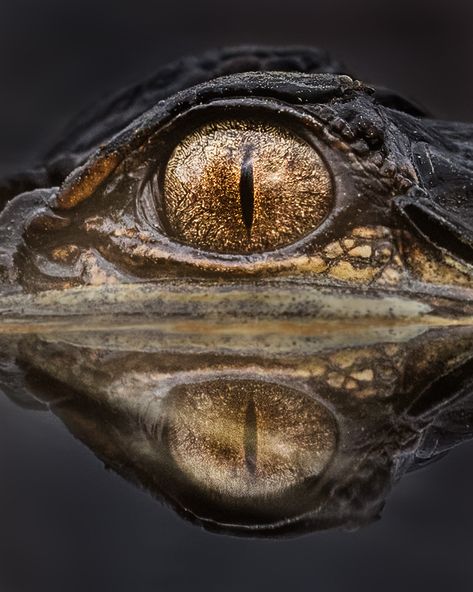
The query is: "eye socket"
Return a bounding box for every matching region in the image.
[162,119,333,254]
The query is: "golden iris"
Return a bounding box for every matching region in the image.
[163,120,333,254]
[163,379,337,499]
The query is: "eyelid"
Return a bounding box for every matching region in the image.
[54,70,356,211]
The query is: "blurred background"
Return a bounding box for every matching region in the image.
[1,1,473,591]
[1,0,473,174]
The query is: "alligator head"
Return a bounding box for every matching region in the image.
[0,46,472,313]
[1,47,472,537]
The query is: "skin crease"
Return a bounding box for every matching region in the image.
[0,47,473,536]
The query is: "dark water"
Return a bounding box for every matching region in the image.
[2,390,473,592]
[2,1,473,590]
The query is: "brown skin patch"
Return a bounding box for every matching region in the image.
[56,152,121,210]
[400,233,473,288]
[20,213,473,294]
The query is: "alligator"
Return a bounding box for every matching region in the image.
[0,47,472,536]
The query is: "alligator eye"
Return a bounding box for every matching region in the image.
[162,379,337,500]
[162,120,333,254]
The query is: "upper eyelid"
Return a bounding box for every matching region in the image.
[54,92,351,213]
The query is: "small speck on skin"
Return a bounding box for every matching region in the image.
[50,244,80,263]
[350,368,374,382]
[291,255,328,274]
[356,388,377,399]
[327,373,345,388]
[384,344,400,356]
[352,226,388,239]
[324,241,344,259]
[378,246,392,258]
[328,260,376,282]
[378,267,401,285]
[330,349,363,369]
[342,239,355,249]
[348,245,372,258]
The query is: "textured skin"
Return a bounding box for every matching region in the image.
[0,66,472,295]
[0,46,425,204]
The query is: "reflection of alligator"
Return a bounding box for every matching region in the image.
[0,47,473,537]
[1,326,473,537]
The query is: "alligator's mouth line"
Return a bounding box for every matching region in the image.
[0,316,471,336]
[0,280,471,335]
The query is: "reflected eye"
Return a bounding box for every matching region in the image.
[162,120,333,254]
[162,379,337,500]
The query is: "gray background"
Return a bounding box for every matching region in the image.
[1,0,473,590]
[1,0,473,174]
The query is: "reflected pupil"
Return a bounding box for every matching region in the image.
[244,397,258,476]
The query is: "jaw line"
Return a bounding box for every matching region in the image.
[0,278,472,336]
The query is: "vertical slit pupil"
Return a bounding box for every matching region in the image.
[244,397,258,476]
[239,146,255,236]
